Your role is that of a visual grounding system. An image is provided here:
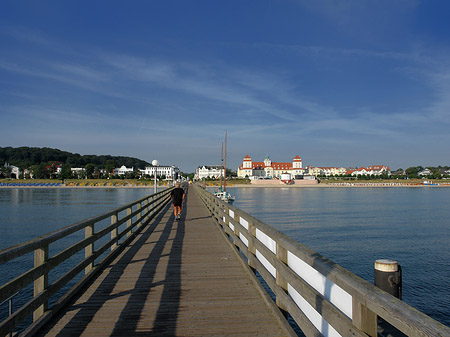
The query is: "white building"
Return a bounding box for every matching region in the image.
[71,167,85,178]
[348,165,391,176]
[3,162,21,179]
[418,168,432,176]
[141,165,180,180]
[237,155,304,179]
[308,166,347,177]
[114,165,134,176]
[194,166,224,180]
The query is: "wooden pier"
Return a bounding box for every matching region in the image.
[1,186,294,337]
[1,184,450,337]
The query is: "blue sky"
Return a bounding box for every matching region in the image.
[1,1,450,172]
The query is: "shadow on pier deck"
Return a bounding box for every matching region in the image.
[36,187,294,336]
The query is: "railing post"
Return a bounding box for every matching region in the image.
[136,202,142,229]
[111,212,118,250]
[223,203,230,234]
[143,198,149,224]
[276,242,289,313]
[127,206,132,238]
[352,299,377,337]
[248,220,257,271]
[233,211,241,250]
[85,222,94,274]
[33,246,48,321]
[151,194,156,217]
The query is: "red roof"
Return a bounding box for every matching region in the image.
[239,155,303,171]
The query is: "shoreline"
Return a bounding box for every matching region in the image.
[2,182,449,189]
[208,182,450,188]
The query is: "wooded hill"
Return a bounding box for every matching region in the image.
[0,147,150,169]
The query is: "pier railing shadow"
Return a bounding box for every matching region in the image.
[195,184,450,337]
[37,202,183,336]
[0,187,175,336]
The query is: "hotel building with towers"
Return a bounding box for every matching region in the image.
[237,155,305,179]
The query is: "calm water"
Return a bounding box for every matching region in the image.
[1,187,449,329]
[0,187,158,331]
[226,186,450,327]
[0,188,157,250]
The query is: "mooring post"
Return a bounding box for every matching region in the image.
[374,259,402,299]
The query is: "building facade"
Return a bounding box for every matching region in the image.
[195,166,224,180]
[114,165,134,176]
[347,165,391,176]
[141,165,180,180]
[3,162,21,179]
[307,166,347,176]
[237,155,304,179]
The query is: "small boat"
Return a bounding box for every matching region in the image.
[214,187,235,204]
[214,131,235,203]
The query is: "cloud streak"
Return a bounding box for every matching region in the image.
[2,3,450,171]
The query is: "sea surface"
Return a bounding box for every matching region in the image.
[1,186,449,331]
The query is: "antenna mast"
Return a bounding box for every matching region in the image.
[224,131,227,191]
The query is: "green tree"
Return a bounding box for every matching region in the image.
[85,164,95,179]
[59,164,73,180]
[0,165,11,178]
[105,160,115,175]
[32,163,49,179]
[405,166,422,178]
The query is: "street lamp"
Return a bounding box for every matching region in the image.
[152,160,159,194]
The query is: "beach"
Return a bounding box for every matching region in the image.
[2,179,450,188]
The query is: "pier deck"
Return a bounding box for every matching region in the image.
[36,187,293,336]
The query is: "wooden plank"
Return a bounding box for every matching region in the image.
[35,187,294,337]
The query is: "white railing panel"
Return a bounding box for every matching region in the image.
[256,249,276,278]
[287,252,352,319]
[288,284,342,337]
[229,209,234,219]
[240,233,248,247]
[256,228,276,254]
[229,223,235,231]
[240,217,249,230]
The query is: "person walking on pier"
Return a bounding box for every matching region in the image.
[170,182,185,220]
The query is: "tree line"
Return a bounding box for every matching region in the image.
[1,147,151,179]
[318,166,450,180]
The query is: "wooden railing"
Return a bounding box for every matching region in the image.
[195,185,450,337]
[0,187,173,337]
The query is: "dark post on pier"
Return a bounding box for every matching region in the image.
[1,184,449,337]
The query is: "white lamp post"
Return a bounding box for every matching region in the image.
[152,159,159,194]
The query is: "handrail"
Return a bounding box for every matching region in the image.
[194,184,450,337]
[0,187,173,337]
